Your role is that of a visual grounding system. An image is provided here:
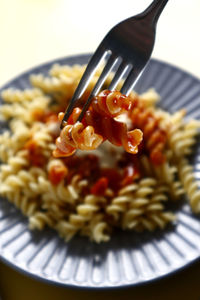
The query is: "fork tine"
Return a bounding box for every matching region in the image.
[108,61,130,91]
[77,53,118,122]
[61,47,107,127]
[120,67,143,96]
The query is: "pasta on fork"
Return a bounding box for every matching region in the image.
[53,89,168,166]
[53,90,143,158]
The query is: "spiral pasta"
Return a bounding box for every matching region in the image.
[0,63,199,243]
[53,90,143,157]
[129,99,168,165]
[168,110,200,158]
[121,179,175,231]
[178,159,200,213]
[139,154,185,200]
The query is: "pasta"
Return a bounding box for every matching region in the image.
[53,90,143,158]
[178,159,200,213]
[0,63,200,243]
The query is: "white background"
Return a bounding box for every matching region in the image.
[0,0,200,86]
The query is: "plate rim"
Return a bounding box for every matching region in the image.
[0,245,200,291]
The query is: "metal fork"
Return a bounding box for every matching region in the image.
[61,0,169,128]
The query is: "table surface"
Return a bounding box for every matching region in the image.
[0,0,200,299]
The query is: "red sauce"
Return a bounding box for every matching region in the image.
[48,164,68,185]
[44,112,58,124]
[100,168,122,192]
[24,139,46,167]
[32,110,58,124]
[62,154,100,183]
[90,177,108,196]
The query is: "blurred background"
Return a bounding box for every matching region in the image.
[0,0,200,87]
[0,0,200,299]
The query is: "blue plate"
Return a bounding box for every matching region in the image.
[0,54,200,289]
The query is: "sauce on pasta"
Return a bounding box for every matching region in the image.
[24,90,167,196]
[53,90,167,166]
[24,90,168,196]
[53,90,143,158]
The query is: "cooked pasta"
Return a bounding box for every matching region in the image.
[0,63,199,243]
[53,90,143,158]
[178,159,200,213]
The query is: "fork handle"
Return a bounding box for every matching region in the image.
[141,0,169,26]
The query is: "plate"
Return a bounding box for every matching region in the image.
[0,54,200,289]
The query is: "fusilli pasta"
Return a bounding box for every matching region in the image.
[53,90,143,157]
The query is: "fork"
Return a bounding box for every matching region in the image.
[61,0,169,128]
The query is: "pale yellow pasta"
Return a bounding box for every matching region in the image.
[139,88,160,107]
[168,110,200,158]
[139,155,185,200]
[1,88,43,103]
[178,159,200,213]
[119,178,173,231]
[81,213,111,243]
[55,220,79,241]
